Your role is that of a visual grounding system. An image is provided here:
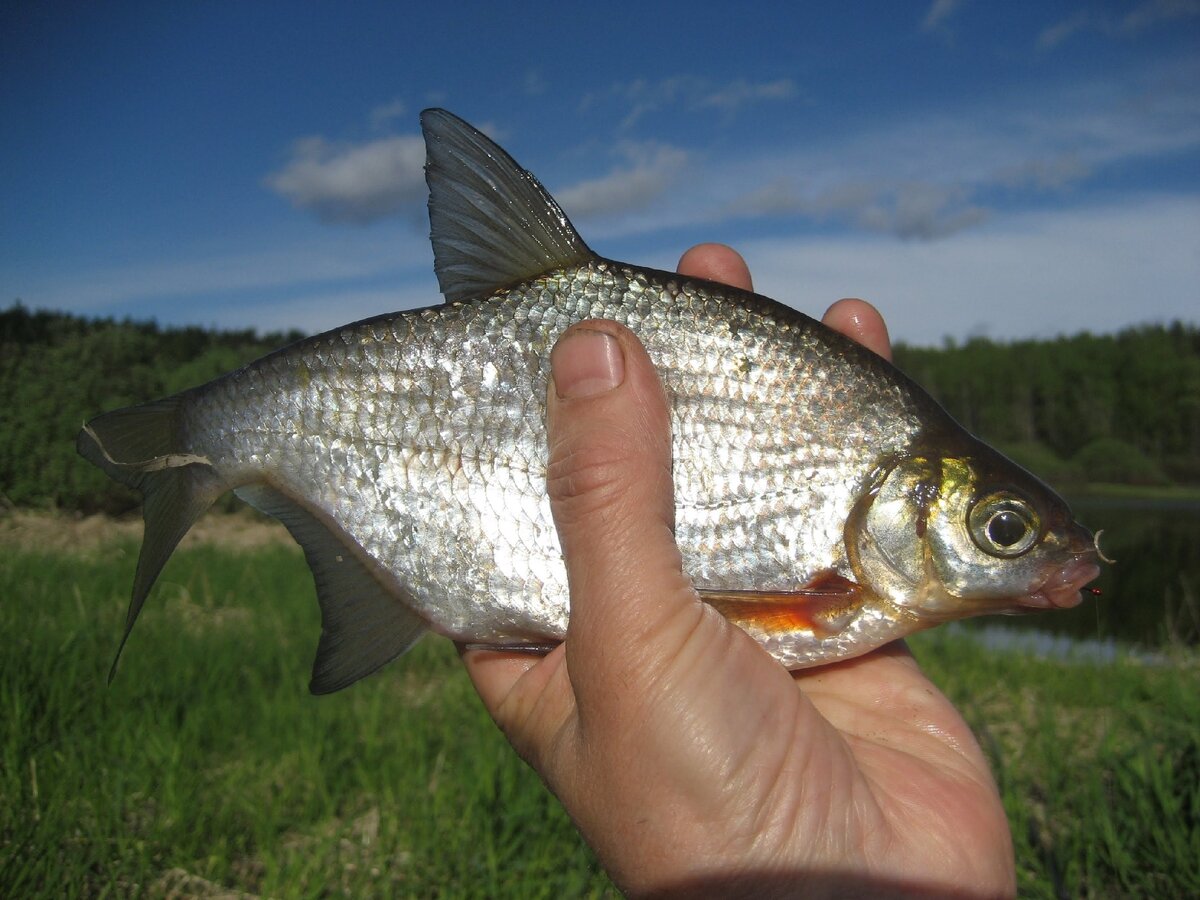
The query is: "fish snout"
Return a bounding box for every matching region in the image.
[1009,520,1102,609]
[1018,556,1103,610]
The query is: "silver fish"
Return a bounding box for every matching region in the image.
[78,109,1101,693]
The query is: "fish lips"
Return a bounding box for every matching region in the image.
[1016,523,1104,610]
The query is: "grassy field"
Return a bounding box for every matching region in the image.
[2,515,1197,897]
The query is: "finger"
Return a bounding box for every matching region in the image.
[459,643,558,721]
[677,243,753,291]
[545,322,708,702]
[460,640,577,755]
[823,298,892,361]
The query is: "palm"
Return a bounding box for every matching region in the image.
[790,647,1012,888]
[467,616,1012,895]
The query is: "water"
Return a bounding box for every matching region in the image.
[958,494,1200,653]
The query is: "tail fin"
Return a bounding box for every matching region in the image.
[76,397,226,682]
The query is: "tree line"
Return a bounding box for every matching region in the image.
[2,303,1197,513]
[1,304,302,512]
[893,323,1200,488]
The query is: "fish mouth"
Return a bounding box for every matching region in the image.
[1018,556,1102,610]
[1016,520,1105,610]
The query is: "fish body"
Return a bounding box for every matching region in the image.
[78,110,1100,693]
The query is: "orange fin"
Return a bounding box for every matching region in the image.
[698,572,862,637]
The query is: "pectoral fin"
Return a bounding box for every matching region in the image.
[236,484,427,694]
[699,572,863,637]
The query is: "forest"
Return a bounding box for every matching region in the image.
[2,302,1198,513]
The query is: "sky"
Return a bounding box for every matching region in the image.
[1,0,1197,346]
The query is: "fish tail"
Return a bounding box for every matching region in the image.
[76,397,226,682]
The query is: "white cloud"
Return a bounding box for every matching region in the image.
[922,0,964,33]
[1038,0,1200,48]
[524,69,547,96]
[555,142,689,219]
[697,79,797,113]
[697,57,1200,242]
[369,98,407,131]
[728,179,988,240]
[620,77,691,129]
[855,183,989,240]
[12,229,430,316]
[991,154,1091,190]
[1036,13,1091,50]
[1121,0,1200,32]
[199,281,440,336]
[742,195,1200,346]
[583,76,799,129]
[265,133,427,224]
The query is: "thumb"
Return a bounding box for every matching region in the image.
[545,322,710,702]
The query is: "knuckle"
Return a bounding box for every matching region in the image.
[546,433,638,522]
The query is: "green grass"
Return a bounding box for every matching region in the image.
[0,539,613,897]
[910,629,1200,898]
[2,535,1197,897]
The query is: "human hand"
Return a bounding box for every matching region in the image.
[461,244,1016,898]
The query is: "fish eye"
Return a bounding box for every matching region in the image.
[987,510,1027,547]
[968,493,1040,558]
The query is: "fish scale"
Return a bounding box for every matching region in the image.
[78,109,1100,693]
[195,263,908,635]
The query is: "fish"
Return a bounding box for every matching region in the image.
[77,109,1102,694]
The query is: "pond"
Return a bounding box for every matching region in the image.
[957,493,1200,654]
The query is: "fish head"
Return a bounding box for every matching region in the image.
[849,441,1101,623]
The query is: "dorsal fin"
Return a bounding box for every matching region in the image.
[420,108,595,303]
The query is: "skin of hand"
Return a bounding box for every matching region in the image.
[461,244,1016,898]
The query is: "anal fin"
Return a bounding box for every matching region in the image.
[236,484,427,694]
[699,572,863,638]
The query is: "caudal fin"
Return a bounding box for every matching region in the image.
[76,397,226,682]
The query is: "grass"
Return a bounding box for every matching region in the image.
[910,629,1199,898]
[0,534,613,897]
[1,519,1197,897]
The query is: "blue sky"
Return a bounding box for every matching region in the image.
[2,0,1197,345]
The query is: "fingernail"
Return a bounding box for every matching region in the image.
[551,329,625,399]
